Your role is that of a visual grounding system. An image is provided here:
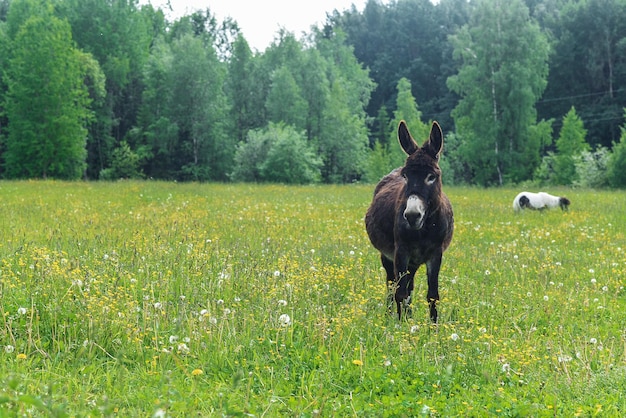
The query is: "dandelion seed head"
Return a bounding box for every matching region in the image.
[152,408,166,418]
[5,345,15,353]
[450,333,459,341]
[590,338,598,344]
[278,314,291,327]
[17,307,27,315]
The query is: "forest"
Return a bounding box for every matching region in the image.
[1,0,626,187]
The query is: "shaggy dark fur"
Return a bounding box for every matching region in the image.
[365,121,454,322]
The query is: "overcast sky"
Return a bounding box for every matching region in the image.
[142,0,372,51]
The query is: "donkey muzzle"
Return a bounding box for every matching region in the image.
[404,195,426,229]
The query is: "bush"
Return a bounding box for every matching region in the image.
[533,152,557,186]
[230,123,321,184]
[574,147,610,188]
[99,141,143,180]
[607,135,626,188]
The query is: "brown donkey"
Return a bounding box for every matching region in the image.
[365,121,454,322]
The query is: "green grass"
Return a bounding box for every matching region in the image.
[1,181,625,416]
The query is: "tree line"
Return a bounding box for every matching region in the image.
[1,0,625,187]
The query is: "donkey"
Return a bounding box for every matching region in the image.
[365,121,454,322]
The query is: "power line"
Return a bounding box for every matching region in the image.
[537,88,626,104]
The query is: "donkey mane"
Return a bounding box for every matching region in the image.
[365,121,454,322]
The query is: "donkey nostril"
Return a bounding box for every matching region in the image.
[406,212,421,226]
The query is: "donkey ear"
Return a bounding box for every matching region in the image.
[398,120,419,155]
[423,121,443,159]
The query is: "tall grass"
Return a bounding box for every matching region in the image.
[0,181,625,416]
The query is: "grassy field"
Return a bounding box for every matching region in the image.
[0,181,625,416]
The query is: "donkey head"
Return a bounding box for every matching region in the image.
[398,121,444,230]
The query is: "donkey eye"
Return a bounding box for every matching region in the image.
[425,173,437,185]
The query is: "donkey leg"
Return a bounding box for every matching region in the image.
[402,270,416,318]
[426,252,443,323]
[381,255,396,315]
[394,251,412,320]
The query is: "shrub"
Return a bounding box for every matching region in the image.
[99,141,143,180]
[230,123,321,184]
[574,147,610,188]
[607,134,626,188]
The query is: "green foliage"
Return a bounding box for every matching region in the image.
[574,147,610,188]
[537,0,626,149]
[1,182,626,415]
[554,106,589,185]
[447,0,550,186]
[4,0,626,187]
[318,80,369,183]
[230,123,321,183]
[265,66,308,130]
[99,141,143,180]
[363,141,393,183]
[389,77,430,168]
[229,128,270,182]
[260,125,321,184]
[3,1,91,179]
[58,0,152,178]
[534,151,558,186]
[607,124,626,188]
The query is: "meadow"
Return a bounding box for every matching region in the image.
[0,181,625,416]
